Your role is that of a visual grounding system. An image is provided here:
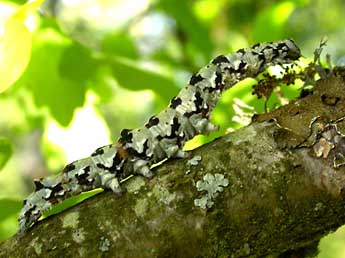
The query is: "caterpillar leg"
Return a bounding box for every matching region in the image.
[158,138,188,158]
[181,114,218,140]
[90,144,123,193]
[98,172,121,193]
[132,159,154,178]
[189,114,219,134]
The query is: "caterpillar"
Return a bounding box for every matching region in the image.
[18,39,301,235]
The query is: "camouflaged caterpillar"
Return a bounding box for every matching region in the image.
[18,39,301,235]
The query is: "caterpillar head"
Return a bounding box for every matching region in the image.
[282,39,301,61]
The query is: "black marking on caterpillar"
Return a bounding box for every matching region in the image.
[63,163,76,172]
[91,147,105,157]
[212,55,230,65]
[119,129,133,143]
[169,97,182,109]
[189,74,204,85]
[18,39,301,235]
[145,116,160,128]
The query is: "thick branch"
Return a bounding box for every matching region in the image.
[1,69,345,258]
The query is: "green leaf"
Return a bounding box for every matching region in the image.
[193,0,227,24]
[18,29,87,126]
[42,189,103,219]
[0,198,22,221]
[88,67,115,102]
[107,57,180,101]
[101,31,139,59]
[0,138,12,171]
[6,0,27,4]
[59,43,98,82]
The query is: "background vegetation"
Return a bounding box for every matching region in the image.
[0,0,345,256]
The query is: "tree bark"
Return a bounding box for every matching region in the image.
[1,69,345,258]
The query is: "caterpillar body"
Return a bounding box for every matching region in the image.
[18,39,301,234]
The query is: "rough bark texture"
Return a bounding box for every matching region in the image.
[1,69,345,258]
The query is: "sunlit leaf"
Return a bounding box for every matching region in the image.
[0,138,12,171]
[318,226,345,258]
[42,189,103,219]
[0,0,44,93]
[6,0,27,4]
[0,198,21,221]
[0,14,31,93]
[193,0,226,24]
[280,81,302,100]
[12,0,45,20]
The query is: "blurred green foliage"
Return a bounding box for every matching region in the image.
[0,0,345,255]
[0,138,12,170]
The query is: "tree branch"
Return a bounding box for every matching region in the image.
[1,69,345,258]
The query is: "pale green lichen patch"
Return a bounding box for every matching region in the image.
[194,173,229,209]
[242,243,251,256]
[125,176,146,194]
[78,247,87,257]
[62,211,80,229]
[99,236,110,252]
[152,184,176,205]
[225,124,258,145]
[194,196,210,209]
[72,228,85,244]
[134,198,149,217]
[30,237,42,255]
[186,155,202,166]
